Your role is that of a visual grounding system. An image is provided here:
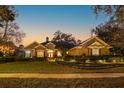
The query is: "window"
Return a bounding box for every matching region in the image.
[92,48,99,55]
[47,50,54,58]
[37,50,44,57]
[25,51,31,58]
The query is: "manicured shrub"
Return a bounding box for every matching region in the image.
[87,56,110,62]
[63,56,74,61]
[109,56,124,63]
[0,52,4,57]
[34,57,47,61]
[0,56,15,63]
[56,57,64,61]
[63,55,113,63]
[14,57,47,62]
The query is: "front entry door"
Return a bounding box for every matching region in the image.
[48,52,54,58]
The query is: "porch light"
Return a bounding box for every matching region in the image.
[57,51,62,57]
[66,51,68,54]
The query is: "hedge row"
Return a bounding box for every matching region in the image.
[56,55,124,62]
[0,57,47,63]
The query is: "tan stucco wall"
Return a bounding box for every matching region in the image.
[68,47,90,56]
[68,48,83,56]
[100,48,110,55]
[68,47,110,56]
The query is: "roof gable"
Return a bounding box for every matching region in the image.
[25,41,40,50]
[35,44,46,50]
[45,42,56,49]
[80,36,111,47]
[90,41,103,46]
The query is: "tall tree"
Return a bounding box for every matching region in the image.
[52,30,62,42]
[92,5,124,55]
[92,22,124,47]
[0,6,18,40]
[92,5,124,21]
[52,30,80,56]
[52,30,77,45]
[0,5,25,44]
[0,22,25,44]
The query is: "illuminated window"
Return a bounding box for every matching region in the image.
[92,48,99,55]
[37,50,44,57]
[47,50,54,58]
[25,51,31,58]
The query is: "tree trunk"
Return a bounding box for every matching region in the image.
[2,21,8,41]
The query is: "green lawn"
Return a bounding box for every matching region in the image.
[0,61,124,73]
[0,61,83,73]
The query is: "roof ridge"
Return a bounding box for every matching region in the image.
[94,36,110,46]
[25,41,39,48]
[80,36,111,47]
[80,36,94,45]
[34,43,46,49]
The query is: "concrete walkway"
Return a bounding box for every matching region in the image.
[0,73,124,78]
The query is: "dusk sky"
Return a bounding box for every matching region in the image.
[15,5,108,46]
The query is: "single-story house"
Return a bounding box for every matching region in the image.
[24,36,112,58]
[24,36,76,58]
[68,36,112,56]
[24,41,62,58]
